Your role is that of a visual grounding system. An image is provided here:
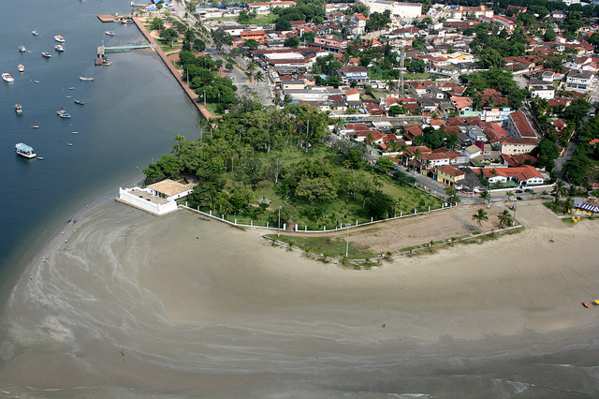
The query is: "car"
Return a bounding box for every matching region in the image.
[516,196,523,201]
[515,189,523,194]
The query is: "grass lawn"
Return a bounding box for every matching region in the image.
[266,235,376,260]
[241,14,278,25]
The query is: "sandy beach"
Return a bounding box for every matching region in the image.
[0,201,598,398]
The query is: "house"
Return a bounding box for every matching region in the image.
[476,165,544,187]
[339,66,368,84]
[360,0,422,20]
[451,96,473,112]
[463,144,482,159]
[118,179,195,216]
[436,165,465,186]
[528,83,555,100]
[500,137,538,155]
[345,88,361,102]
[351,13,368,36]
[566,70,595,92]
[504,111,538,140]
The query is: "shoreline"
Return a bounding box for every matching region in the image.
[131,16,216,120]
[1,200,599,396]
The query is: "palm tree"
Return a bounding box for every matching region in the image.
[255,70,264,82]
[472,208,488,226]
[480,190,491,206]
[246,60,258,83]
[445,186,460,206]
[552,179,566,204]
[497,210,513,228]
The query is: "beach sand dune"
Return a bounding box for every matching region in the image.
[1,202,599,398]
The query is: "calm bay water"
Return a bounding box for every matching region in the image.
[0,0,200,275]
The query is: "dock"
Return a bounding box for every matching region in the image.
[97,14,132,23]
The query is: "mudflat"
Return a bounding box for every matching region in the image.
[1,201,598,398]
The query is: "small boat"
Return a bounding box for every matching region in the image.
[79,76,95,81]
[18,46,27,53]
[33,80,40,84]
[41,52,52,59]
[102,60,113,67]
[74,99,86,105]
[66,142,73,146]
[57,109,72,119]
[15,143,37,159]
[54,44,65,53]
[17,64,25,73]
[15,104,23,115]
[104,31,116,37]
[37,156,45,160]
[68,87,75,90]
[54,34,65,43]
[71,131,79,134]
[32,30,39,36]
[32,122,40,129]
[2,73,15,83]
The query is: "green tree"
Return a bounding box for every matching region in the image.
[445,186,460,205]
[364,191,395,219]
[472,208,489,226]
[498,209,514,228]
[284,36,300,47]
[149,17,164,32]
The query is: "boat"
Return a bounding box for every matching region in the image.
[54,34,65,43]
[54,44,65,53]
[66,142,73,146]
[102,60,113,67]
[18,46,27,53]
[33,80,40,84]
[68,87,75,90]
[104,31,116,37]
[79,76,95,81]
[15,104,23,115]
[32,30,39,36]
[41,52,52,59]
[32,122,40,129]
[57,109,72,119]
[74,99,86,105]
[15,143,37,159]
[71,131,79,134]
[37,156,45,160]
[17,64,25,73]
[2,73,15,83]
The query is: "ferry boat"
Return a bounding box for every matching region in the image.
[41,52,52,59]
[17,64,25,73]
[79,76,95,81]
[15,143,37,159]
[32,30,39,36]
[57,109,72,119]
[15,104,23,115]
[54,44,65,52]
[54,34,65,43]
[104,31,116,37]
[2,73,15,83]
[18,45,27,53]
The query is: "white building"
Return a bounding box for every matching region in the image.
[118,179,194,216]
[528,83,555,100]
[566,70,595,92]
[360,0,422,20]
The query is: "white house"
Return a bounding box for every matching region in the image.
[360,0,422,20]
[566,70,595,92]
[118,179,194,216]
[528,83,555,100]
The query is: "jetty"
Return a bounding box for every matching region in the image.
[97,14,132,23]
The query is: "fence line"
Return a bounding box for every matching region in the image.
[179,203,455,234]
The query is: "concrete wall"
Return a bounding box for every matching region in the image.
[118,188,178,216]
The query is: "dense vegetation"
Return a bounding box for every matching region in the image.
[144,100,440,228]
[461,69,527,109]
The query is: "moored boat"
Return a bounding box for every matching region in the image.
[32,30,39,36]
[79,76,95,81]
[18,45,27,53]
[57,108,72,119]
[15,104,23,115]
[32,121,40,129]
[104,31,115,37]
[54,44,65,52]
[2,73,15,83]
[74,99,86,105]
[41,51,52,59]
[54,34,65,43]
[17,64,25,73]
[15,143,37,159]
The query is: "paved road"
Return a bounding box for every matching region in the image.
[394,165,448,199]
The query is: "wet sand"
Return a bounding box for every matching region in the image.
[1,202,599,398]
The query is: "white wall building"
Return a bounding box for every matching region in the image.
[118,179,194,216]
[360,0,422,20]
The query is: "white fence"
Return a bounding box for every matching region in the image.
[179,203,455,234]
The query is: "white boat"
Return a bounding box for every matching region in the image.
[17,64,25,73]
[15,143,37,159]
[32,121,40,129]
[54,44,65,52]
[54,34,65,43]
[104,31,116,37]
[18,46,27,53]
[32,30,39,36]
[41,52,52,59]
[57,109,72,119]
[2,73,15,83]
[79,76,95,81]
[15,104,23,115]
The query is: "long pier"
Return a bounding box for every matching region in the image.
[103,44,152,53]
[130,17,215,121]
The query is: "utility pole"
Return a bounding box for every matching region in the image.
[278,207,281,228]
[400,48,405,97]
